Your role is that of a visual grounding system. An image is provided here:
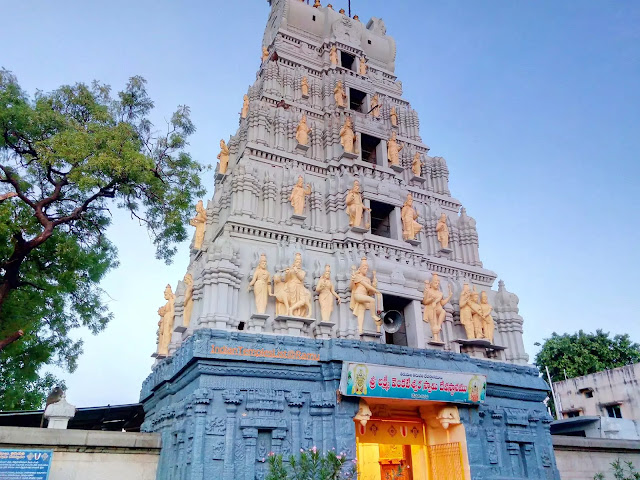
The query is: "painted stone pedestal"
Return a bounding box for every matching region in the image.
[340,151,358,161]
[295,143,309,154]
[290,214,307,226]
[389,164,404,174]
[313,321,335,339]
[248,313,269,333]
[350,226,369,234]
[406,238,421,247]
[455,339,507,361]
[411,175,426,184]
[274,315,314,336]
[438,247,453,258]
[215,172,227,182]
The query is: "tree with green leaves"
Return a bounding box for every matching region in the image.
[0,69,206,410]
[535,330,640,384]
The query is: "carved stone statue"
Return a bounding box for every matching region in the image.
[334,81,346,108]
[370,94,380,117]
[217,139,230,174]
[313,0,321,7]
[330,46,338,66]
[289,176,312,216]
[346,180,368,228]
[340,117,355,153]
[189,200,206,250]
[157,284,175,356]
[390,106,398,127]
[359,57,367,75]
[387,131,403,166]
[183,273,194,327]
[295,114,312,145]
[283,253,312,318]
[401,193,422,241]
[301,76,309,97]
[271,274,289,316]
[349,257,381,334]
[459,282,474,339]
[469,288,484,339]
[262,46,269,62]
[479,291,494,343]
[316,265,341,323]
[436,213,449,249]
[241,94,249,118]
[422,274,452,343]
[248,254,271,315]
[412,152,422,177]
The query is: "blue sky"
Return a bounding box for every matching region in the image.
[2,0,639,407]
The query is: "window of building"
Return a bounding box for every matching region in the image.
[605,404,622,419]
[341,51,355,71]
[369,200,395,239]
[360,133,381,164]
[349,88,367,113]
[565,411,581,418]
[578,387,593,398]
[381,294,411,347]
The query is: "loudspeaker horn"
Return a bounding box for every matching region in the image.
[380,310,404,334]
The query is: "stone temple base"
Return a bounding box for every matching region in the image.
[248,313,269,333]
[140,329,560,480]
[454,339,507,360]
[274,315,314,336]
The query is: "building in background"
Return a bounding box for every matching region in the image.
[140,1,559,479]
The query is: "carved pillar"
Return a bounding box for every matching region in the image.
[223,389,244,480]
[404,299,425,349]
[286,392,305,453]
[189,389,212,480]
[242,427,258,480]
[390,207,403,242]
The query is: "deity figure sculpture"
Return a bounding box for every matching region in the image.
[340,117,355,153]
[284,253,312,317]
[301,76,309,97]
[390,106,398,127]
[359,57,367,75]
[479,291,494,343]
[330,46,338,66]
[353,14,360,21]
[316,265,341,323]
[459,282,474,339]
[313,0,321,7]
[436,213,449,249]
[189,200,206,250]
[241,94,249,118]
[262,46,269,62]
[370,94,380,117]
[157,284,175,356]
[401,194,422,241]
[469,288,484,339]
[346,180,369,228]
[412,152,422,177]
[183,273,194,327]
[422,274,452,343]
[248,254,272,315]
[334,81,346,108]
[339,8,346,15]
[350,257,382,334]
[289,176,312,216]
[217,139,230,174]
[387,131,403,166]
[295,114,312,145]
[326,3,333,9]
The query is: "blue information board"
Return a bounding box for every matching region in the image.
[0,449,52,480]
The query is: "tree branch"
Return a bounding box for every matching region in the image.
[0,330,24,351]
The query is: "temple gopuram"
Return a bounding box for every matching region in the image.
[140,1,560,479]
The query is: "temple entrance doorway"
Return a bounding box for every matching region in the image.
[355,400,469,480]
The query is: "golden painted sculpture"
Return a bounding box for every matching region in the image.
[248,254,272,315]
[350,257,382,334]
[189,200,206,250]
[346,180,369,228]
[316,265,341,323]
[459,282,474,339]
[283,253,312,318]
[301,76,309,97]
[436,213,449,249]
[289,176,312,216]
[330,46,338,66]
[387,131,403,166]
[262,46,269,62]
[241,94,249,119]
[401,193,422,241]
[334,80,346,108]
[295,114,312,145]
[479,291,494,343]
[422,274,452,343]
[412,152,422,177]
[359,57,367,75]
[217,139,230,174]
[271,274,289,316]
[182,273,194,328]
[157,284,176,356]
[469,288,483,339]
[340,117,355,153]
[313,0,321,7]
[370,94,380,117]
[390,106,398,127]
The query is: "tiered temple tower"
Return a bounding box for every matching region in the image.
[141,2,560,479]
